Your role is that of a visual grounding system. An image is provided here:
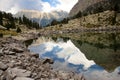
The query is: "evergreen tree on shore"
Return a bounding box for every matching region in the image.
[0,11,41,30]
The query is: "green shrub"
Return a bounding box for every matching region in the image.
[16,27,22,33]
[0,33,3,37]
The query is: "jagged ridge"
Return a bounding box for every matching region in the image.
[69,0,120,18]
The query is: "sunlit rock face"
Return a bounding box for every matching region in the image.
[69,0,120,18]
[29,38,95,70]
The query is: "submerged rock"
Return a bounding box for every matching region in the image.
[42,58,54,64]
[29,53,39,58]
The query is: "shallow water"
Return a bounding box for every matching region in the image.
[28,33,120,80]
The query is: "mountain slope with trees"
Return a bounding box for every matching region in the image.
[69,0,120,18]
[0,11,40,30]
[14,10,68,27]
[0,11,41,36]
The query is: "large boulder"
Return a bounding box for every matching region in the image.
[12,47,24,53]
[69,0,120,18]
[6,68,31,77]
[3,68,32,80]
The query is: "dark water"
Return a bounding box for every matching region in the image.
[29,32,120,80]
[71,33,120,71]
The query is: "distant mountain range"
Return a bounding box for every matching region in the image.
[14,10,68,27]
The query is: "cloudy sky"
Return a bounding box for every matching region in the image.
[0,0,78,14]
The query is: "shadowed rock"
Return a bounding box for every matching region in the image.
[42,58,54,64]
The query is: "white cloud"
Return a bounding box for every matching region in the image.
[0,0,15,12]
[0,0,78,14]
[7,4,20,14]
[42,0,78,12]
[57,0,78,12]
[41,2,55,12]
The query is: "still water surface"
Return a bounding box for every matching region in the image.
[28,32,120,80]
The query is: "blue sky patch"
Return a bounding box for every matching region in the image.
[42,0,60,7]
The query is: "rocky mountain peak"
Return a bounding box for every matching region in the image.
[14,10,68,27]
[69,0,120,18]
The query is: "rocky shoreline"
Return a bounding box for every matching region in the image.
[0,36,85,80]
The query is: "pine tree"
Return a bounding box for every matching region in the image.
[0,11,3,25]
[19,17,23,24]
[10,21,16,29]
[51,19,58,26]
[5,23,10,30]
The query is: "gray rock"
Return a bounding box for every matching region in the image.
[4,69,16,80]
[14,61,22,66]
[4,49,9,54]
[9,51,16,55]
[1,75,7,80]
[0,70,3,76]
[73,74,85,80]
[7,62,15,68]
[30,53,39,58]
[41,78,49,80]
[0,62,8,70]
[35,72,42,79]
[118,71,120,74]
[58,71,70,79]
[41,73,48,78]
[4,50,16,55]
[12,47,24,53]
[31,73,37,78]
[10,55,17,59]
[6,68,31,77]
[14,77,34,80]
[0,48,4,56]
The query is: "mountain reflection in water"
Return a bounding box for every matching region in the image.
[28,32,120,80]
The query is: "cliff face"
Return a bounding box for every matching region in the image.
[69,0,120,18]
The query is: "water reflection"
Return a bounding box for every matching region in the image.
[84,66,120,80]
[28,32,120,80]
[68,33,120,71]
[51,33,120,71]
[29,40,95,71]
